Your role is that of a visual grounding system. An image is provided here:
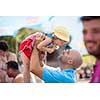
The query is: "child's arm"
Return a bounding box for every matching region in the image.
[37,35,52,49]
[37,35,57,53]
[40,44,57,54]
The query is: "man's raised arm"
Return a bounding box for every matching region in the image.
[30,46,43,79]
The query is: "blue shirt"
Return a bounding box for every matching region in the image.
[42,67,76,83]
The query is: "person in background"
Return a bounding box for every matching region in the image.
[6,61,36,83]
[80,16,100,83]
[6,61,23,83]
[0,40,17,82]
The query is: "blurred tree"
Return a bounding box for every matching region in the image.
[16,27,42,43]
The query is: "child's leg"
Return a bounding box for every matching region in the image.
[20,52,30,83]
[20,52,29,66]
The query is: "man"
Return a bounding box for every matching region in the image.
[6,61,37,83]
[6,61,24,83]
[80,16,100,83]
[30,44,82,83]
[0,40,17,82]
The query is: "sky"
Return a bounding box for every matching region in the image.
[0,16,87,54]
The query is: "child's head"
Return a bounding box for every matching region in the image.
[53,26,70,47]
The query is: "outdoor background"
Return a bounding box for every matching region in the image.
[0,16,96,82]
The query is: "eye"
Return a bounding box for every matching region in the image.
[92,28,100,34]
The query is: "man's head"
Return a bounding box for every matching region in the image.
[80,16,100,59]
[58,49,82,70]
[6,61,19,78]
[0,40,8,56]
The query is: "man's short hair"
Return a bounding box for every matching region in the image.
[0,40,8,51]
[6,61,19,70]
[58,50,82,69]
[80,16,100,21]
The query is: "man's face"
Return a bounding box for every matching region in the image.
[7,68,14,77]
[82,19,100,58]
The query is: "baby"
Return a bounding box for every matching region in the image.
[19,26,70,67]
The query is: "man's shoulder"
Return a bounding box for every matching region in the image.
[14,74,24,83]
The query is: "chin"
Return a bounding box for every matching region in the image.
[8,74,13,77]
[88,50,99,57]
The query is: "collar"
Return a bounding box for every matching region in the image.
[62,68,75,72]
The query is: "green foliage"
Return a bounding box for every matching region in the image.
[0,36,17,53]
[16,27,42,44]
[0,27,42,65]
[82,54,96,66]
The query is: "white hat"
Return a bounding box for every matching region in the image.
[54,26,70,42]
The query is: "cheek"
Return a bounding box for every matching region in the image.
[55,40,63,46]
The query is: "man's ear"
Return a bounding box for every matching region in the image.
[67,58,73,65]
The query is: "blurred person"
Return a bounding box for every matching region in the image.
[84,67,92,79]
[6,61,23,83]
[6,61,36,83]
[0,69,6,82]
[80,16,100,83]
[78,67,85,79]
[0,40,17,82]
[30,42,82,83]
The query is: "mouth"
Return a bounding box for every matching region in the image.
[85,41,96,47]
[86,42,95,48]
[85,42,97,52]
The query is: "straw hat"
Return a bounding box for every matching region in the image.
[53,26,70,42]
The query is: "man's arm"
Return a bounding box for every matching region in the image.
[30,46,43,79]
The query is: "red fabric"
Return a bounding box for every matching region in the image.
[19,34,36,59]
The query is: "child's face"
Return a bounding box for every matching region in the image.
[54,39,68,47]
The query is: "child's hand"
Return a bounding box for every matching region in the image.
[35,34,44,46]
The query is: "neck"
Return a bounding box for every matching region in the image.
[60,64,73,70]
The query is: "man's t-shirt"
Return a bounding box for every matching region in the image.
[42,67,76,83]
[90,60,100,83]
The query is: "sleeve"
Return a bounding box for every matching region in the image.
[90,73,100,83]
[47,33,53,39]
[42,67,74,83]
[42,67,61,83]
